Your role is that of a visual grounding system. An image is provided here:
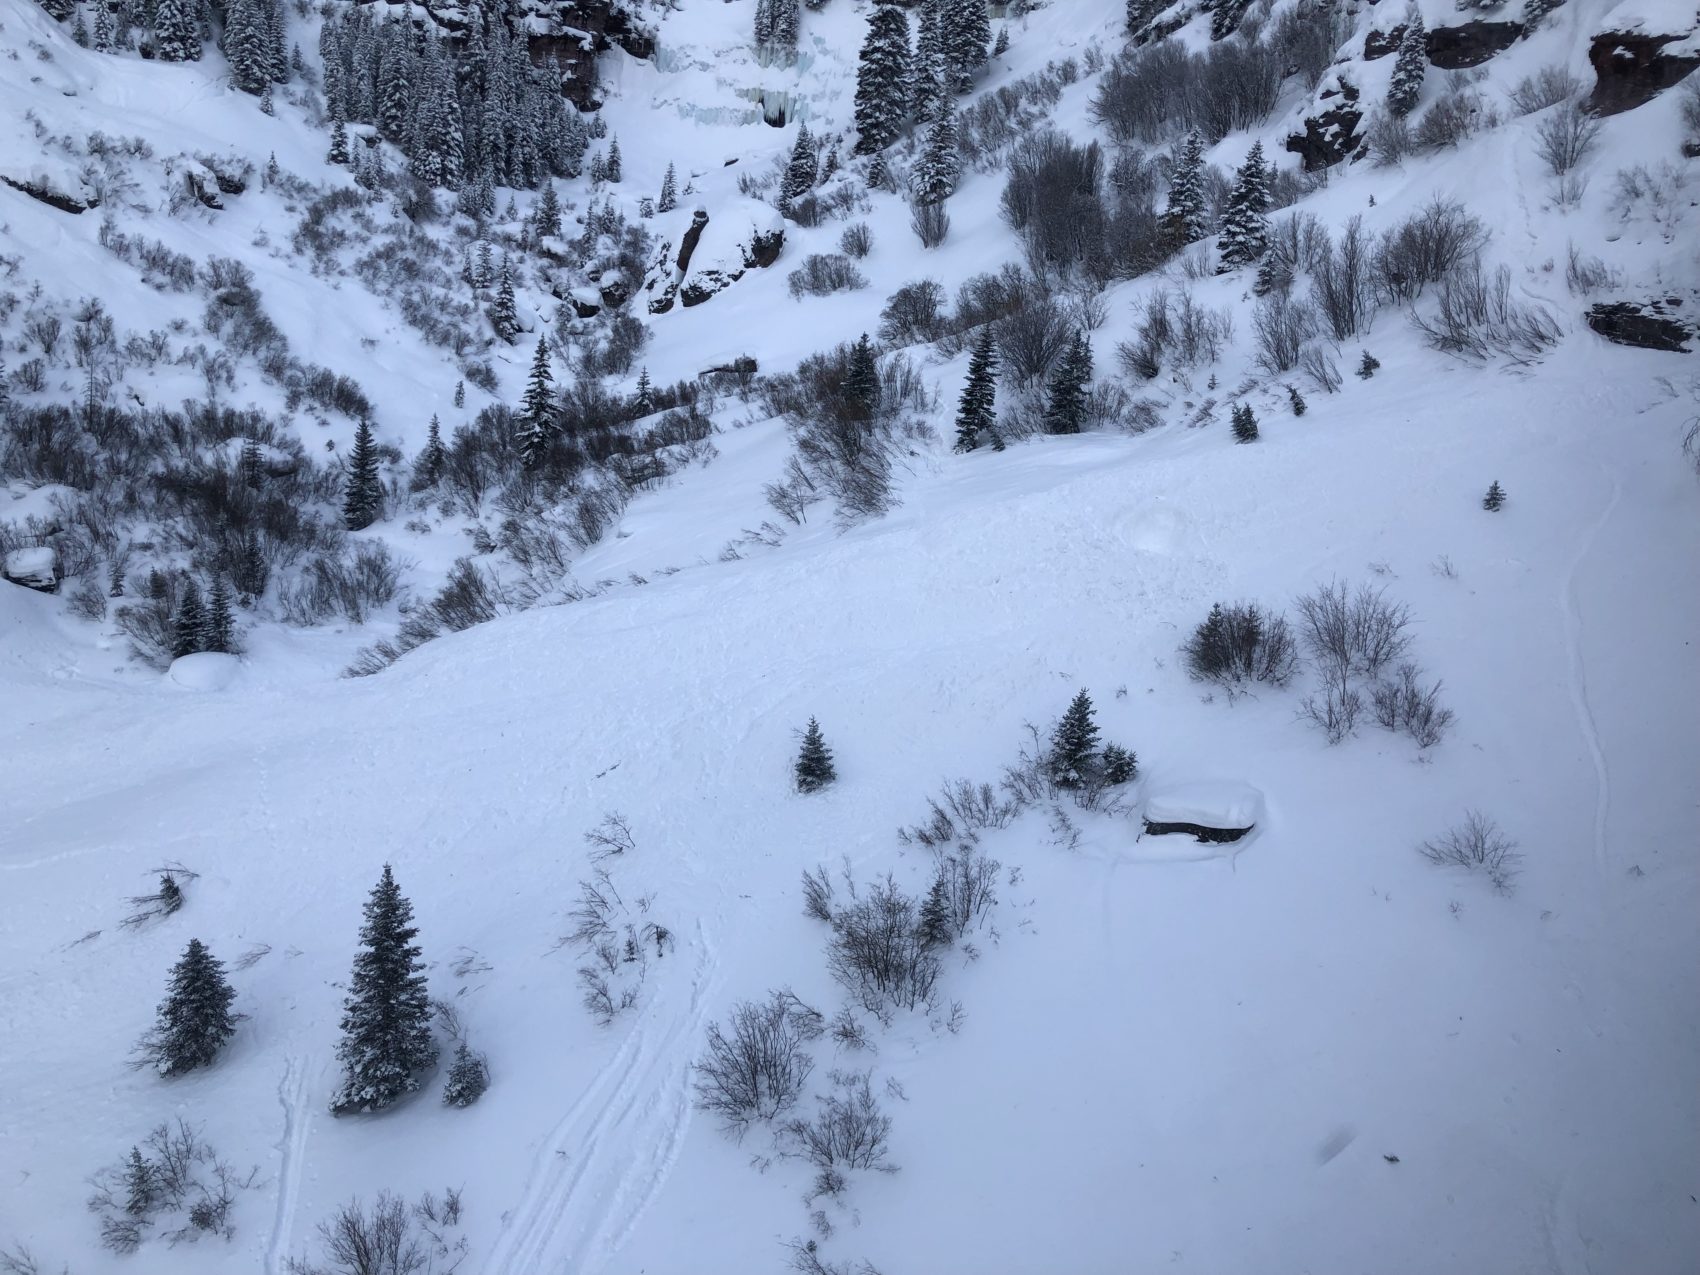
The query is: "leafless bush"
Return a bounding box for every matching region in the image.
[279,542,406,625]
[784,1237,886,1275]
[802,865,836,922]
[1419,811,1521,893]
[1253,295,1317,372]
[839,222,873,259]
[1534,104,1601,177]
[1300,344,1343,393]
[925,846,1000,944]
[694,990,821,1134]
[583,812,636,862]
[1413,259,1563,362]
[1374,199,1489,303]
[1295,579,1414,683]
[827,877,939,1021]
[1182,601,1299,691]
[1369,661,1456,748]
[898,779,1020,850]
[781,1069,896,1190]
[88,1121,251,1254]
[1298,671,1362,744]
[1509,65,1582,116]
[787,254,868,300]
[283,1189,469,1275]
[1367,111,1414,167]
[1091,39,1282,146]
[1311,216,1375,340]
[909,199,950,248]
[1564,242,1615,294]
[1610,161,1688,240]
[1414,85,1496,151]
[1170,289,1233,365]
[878,280,948,346]
[829,1006,872,1052]
[996,295,1071,387]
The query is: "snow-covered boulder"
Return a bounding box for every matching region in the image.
[1143,782,1265,844]
[1587,0,1700,114]
[167,652,240,692]
[3,546,59,593]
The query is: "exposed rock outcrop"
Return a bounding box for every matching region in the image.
[1285,76,1365,171]
[1585,29,1700,115]
[0,173,96,214]
[1586,299,1699,352]
[1425,20,1524,69]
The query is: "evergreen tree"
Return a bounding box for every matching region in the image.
[658,161,679,212]
[779,123,817,214]
[770,0,800,50]
[259,82,275,116]
[152,0,200,62]
[853,3,912,155]
[240,436,264,489]
[1043,331,1093,435]
[954,326,1000,452]
[1253,252,1289,297]
[149,938,237,1076]
[1231,402,1260,443]
[1356,350,1380,378]
[489,254,520,342]
[72,7,88,46]
[92,0,112,50]
[443,1041,489,1107]
[224,0,269,94]
[1216,140,1271,270]
[1482,480,1506,511]
[1161,131,1209,247]
[342,418,382,531]
[417,415,447,486]
[535,180,562,238]
[1388,11,1426,117]
[843,333,879,422]
[453,379,465,409]
[328,109,350,166]
[1049,689,1101,789]
[516,335,555,470]
[1287,384,1307,416]
[794,717,837,793]
[331,865,436,1115]
[633,367,654,415]
[911,107,961,204]
[753,0,774,46]
[123,1148,157,1219]
[918,875,953,949]
[172,579,205,659]
[992,24,1009,56]
[235,530,268,600]
[204,578,234,653]
[941,0,991,93]
[912,0,947,123]
[605,136,623,183]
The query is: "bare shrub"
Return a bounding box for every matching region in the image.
[1418,811,1521,893]
[1311,216,1375,340]
[995,295,1071,387]
[1414,85,1496,151]
[1295,579,1414,683]
[282,1189,468,1275]
[1300,343,1343,393]
[1181,601,1299,691]
[878,280,947,346]
[1413,259,1563,362]
[1367,111,1414,167]
[1369,661,1456,748]
[781,1069,896,1193]
[1253,294,1316,372]
[827,877,939,1021]
[839,222,873,259]
[583,812,636,862]
[898,779,1020,850]
[1298,672,1362,745]
[924,846,1000,944]
[1373,199,1489,303]
[694,990,821,1134]
[787,254,868,300]
[1170,289,1233,365]
[1564,242,1615,295]
[909,199,950,248]
[1534,104,1601,177]
[801,865,836,922]
[784,1238,886,1275]
[279,542,406,625]
[1509,64,1582,116]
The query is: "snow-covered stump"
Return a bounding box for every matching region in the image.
[1142,782,1265,844]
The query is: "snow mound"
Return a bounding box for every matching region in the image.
[166,652,240,691]
[4,546,58,590]
[1145,781,1266,831]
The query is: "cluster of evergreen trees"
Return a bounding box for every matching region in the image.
[49,0,292,88]
[853,0,991,160]
[753,0,800,54]
[140,865,479,1113]
[953,324,1095,451]
[318,3,588,196]
[171,575,236,658]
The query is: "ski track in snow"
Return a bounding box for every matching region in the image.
[485,920,717,1275]
[1561,466,1621,873]
[266,1055,312,1275]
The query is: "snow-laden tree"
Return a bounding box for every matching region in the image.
[913,0,947,122]
[795,718,837,792]
[658,162,679,212]
[843,334,879,422]
[172,579,205,659]
[152,0,200,62]
[1388,12,1426,117]
[779,123,818,214]
[911,107,961,205]
[1043,331,1093,435]
[1049,689,1102,789]
[1161,131,1209,247]
[331,866,437,1115]
[490,254,520,343]
[1217,140,1272,269]
[146,939,237,1076]
[853,3,912,154]
[941,0,991,93]
[203,579,234,654]
[517,336,555,471]
[342,418,382,532]
[954,326,1000,452]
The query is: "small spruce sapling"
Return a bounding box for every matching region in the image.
[172,580,205,658]
[1482,480,1506,511]
[147,938,238,1076]
[1050,689,1102,789]
[1231,403,1259,443]
[795,717,837,793]
[443,1041,490,1107]
[1357,350,1380,379]
[1287,385,1307,416]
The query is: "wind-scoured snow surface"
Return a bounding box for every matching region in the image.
[3,0,1700,1271]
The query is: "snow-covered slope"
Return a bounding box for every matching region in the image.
[3,0,1699,1271]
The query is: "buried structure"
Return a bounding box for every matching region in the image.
[1142,782,1265,844]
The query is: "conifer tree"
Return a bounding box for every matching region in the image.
[342,418,382,531]
[535,181,562,238]
[754,0,774,46]
[853,3,912,155]
[224,0,270,94]
[1049,689,1101,789]
[658,162,679,212]
[259,82,275,116]
[328,110,351,166]
[1287,385,1307,416]
[993,24,1009,56]
[605,136,623,182]
[912,107,961,205]
[516,335,555,470]
[443,1041,489,1107]
[779,123,817,214]
[770,0,800,50]
[918,875,953,949]
[240,437,264,490]
[1356,350,1380,378]
[794,717,837,793]
[489,254,520,342]
[1217,140,1271,269]
[236,530,268,600]
[92,0,112,50]
[148,938,237,1076]
[1388,11,1426,117]
[153,0,200,61]
[1162,131,1209,247]
[941,0,991,93]
[331,865,436,1115]
[1231,402,1260,443]
[633,367,654,415]
[123,1148,156,1219]
[912,0,947,122]
[1482,480,1506,511]
[172,579,205,659]
[204,578,234,653]
[954,325,1000,452]
[1043,332,1093,435]
[417,415,447,486]
[843,333,879,422]
[453,379,466,409]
